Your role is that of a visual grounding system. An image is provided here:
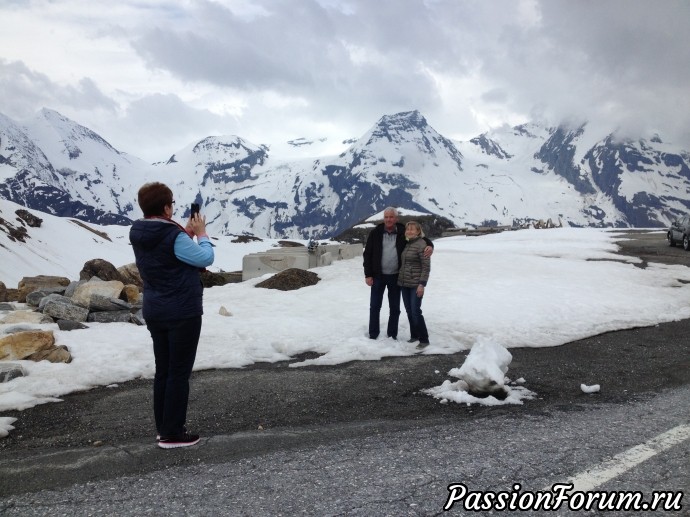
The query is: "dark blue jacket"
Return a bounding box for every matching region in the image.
[129,219,204,321]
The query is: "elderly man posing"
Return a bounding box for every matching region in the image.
[363,207,433,340]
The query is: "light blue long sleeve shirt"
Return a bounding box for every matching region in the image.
[173,233,214,268]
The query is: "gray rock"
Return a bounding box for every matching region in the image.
[38,293,73,312]
[0,303,15,311]
[26,288,66,307]
[87,310,133,323]
[88,294,132,312]
[57,320,90,331]
[131,309,145,326]
[42,299,90,322]
[0,362,28,383]
[64,280,84,298]
[2,324,36,335]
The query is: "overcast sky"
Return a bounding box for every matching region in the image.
[1,0,689,162]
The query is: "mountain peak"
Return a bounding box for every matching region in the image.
[377,110,427,130]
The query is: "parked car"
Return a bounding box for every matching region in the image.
[667,215,690,250]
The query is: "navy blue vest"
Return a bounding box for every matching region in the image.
[129,219,204,321]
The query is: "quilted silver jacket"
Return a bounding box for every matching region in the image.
[397,236,430,287]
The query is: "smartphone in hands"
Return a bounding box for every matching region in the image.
[190,203,200,218]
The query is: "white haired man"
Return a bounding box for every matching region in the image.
[363,207,433,340]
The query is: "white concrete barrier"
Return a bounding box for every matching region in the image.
[242,243,363,281]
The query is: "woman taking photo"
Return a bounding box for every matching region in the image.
[129,182,214,449]
[398,221,431,347]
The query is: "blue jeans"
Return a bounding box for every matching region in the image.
[401,286,428,342]
[147,316,202,438]
[369,274,401,339]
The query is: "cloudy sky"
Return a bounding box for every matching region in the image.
[1,0,689,162]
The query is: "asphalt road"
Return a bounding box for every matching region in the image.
[1,229,689,515]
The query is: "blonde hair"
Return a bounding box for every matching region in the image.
[405,221,424,237]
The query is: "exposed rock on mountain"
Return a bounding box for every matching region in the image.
[1,109,689,238]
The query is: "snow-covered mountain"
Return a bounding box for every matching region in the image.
[1,109,689,238]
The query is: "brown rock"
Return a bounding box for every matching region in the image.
[0,281,6,302]
[17,276,71,303]
[0,330,55,361]
[5,288,19,302]
[15,209,43,228]
[255,268,320,291]
[117,263,143,288]
[72,280,125,308]
[200,270,242,288]
[27,344,72,363]
[1,311,54,324]
[122,284,141,304]
[80,259,124,282]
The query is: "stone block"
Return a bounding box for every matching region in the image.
[122,285,141,304]
[72,280,124,308]
[27,344,71,363]
[26,288,67,307]
[88,294,132,312]
[57,320,90,331]
[64,281,84,298]
[0,330,55,361]
[1,311,54,325]
[242,251,311,281]
[87,310,133,323]
[17,275,70,303]
[37,293,72,311]
[43,300,89,322]
[117,263,143,288]
[131,309,145,326]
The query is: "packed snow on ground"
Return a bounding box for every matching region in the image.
[2,221,689,437]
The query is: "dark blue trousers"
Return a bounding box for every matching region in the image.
[369,274,401,339]
[147,316,202,438]
[401,286,429,342]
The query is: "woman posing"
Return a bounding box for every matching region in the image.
[398,221,431,347]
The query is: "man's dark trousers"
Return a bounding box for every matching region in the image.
[369,273,401,339]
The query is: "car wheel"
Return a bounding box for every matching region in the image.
[684,235,690,251]
[668,232,676,246]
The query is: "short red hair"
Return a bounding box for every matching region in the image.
[137,182,173,217]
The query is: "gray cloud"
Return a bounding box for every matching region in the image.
[1,0,688,161]
[0,59,118,120]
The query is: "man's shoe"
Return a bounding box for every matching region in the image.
[158,433,200,449]
[407,337,419,343]
[417,340,429,349]
[387,334,397,340]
